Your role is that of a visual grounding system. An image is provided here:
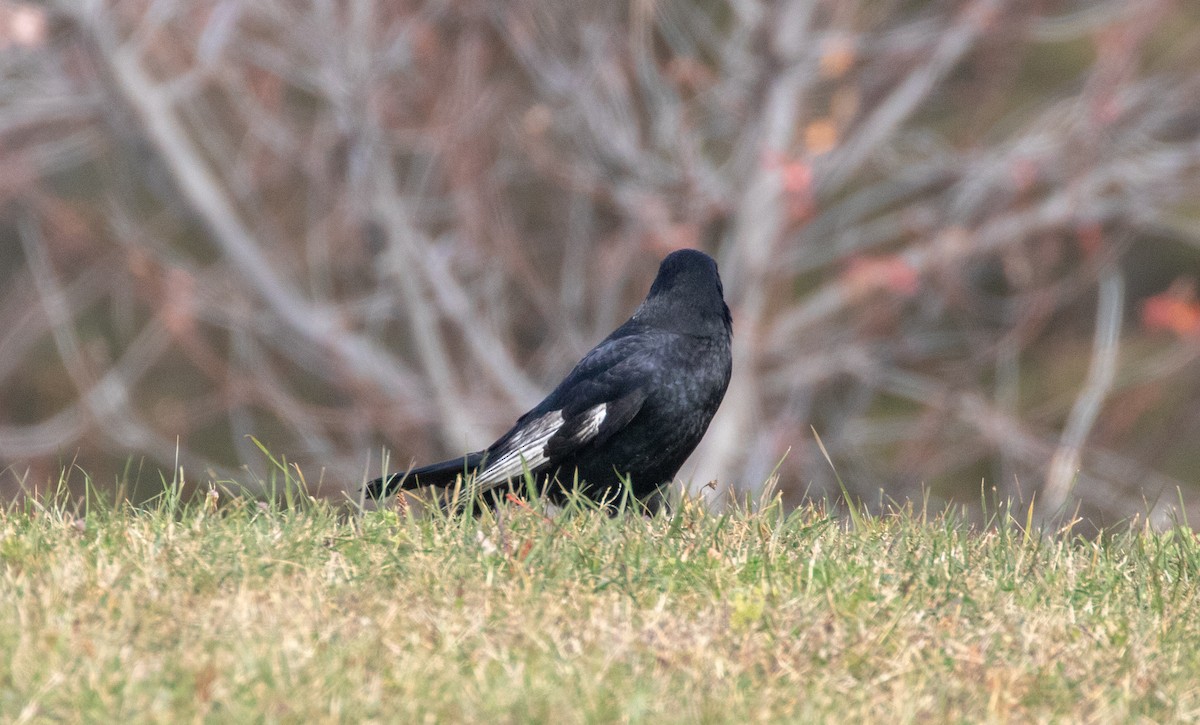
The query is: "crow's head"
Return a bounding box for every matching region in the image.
[635,249,732,337]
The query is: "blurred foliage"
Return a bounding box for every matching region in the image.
[2,0,1200,530]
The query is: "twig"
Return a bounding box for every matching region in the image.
[1040,269,1125,520]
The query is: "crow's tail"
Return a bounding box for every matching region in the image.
[365,452,486,499]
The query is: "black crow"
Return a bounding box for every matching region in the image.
[367,248,732,511]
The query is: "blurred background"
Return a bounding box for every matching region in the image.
[3,0,1200,529]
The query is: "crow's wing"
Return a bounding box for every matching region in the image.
[471,326,659,490]
[472,388,647,489]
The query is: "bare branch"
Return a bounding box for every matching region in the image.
[1041,269,1125,520]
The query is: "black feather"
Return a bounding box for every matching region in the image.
[365,452,486,498]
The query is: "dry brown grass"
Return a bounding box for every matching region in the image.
[2,483,1199,723]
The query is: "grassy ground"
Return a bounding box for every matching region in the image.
[2,481,1199,724]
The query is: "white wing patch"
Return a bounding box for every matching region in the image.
[569,403,607,444]
[476,410,562,487]
[475,403,608,489]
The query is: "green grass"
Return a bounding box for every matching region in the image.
[2,481,1199,723]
